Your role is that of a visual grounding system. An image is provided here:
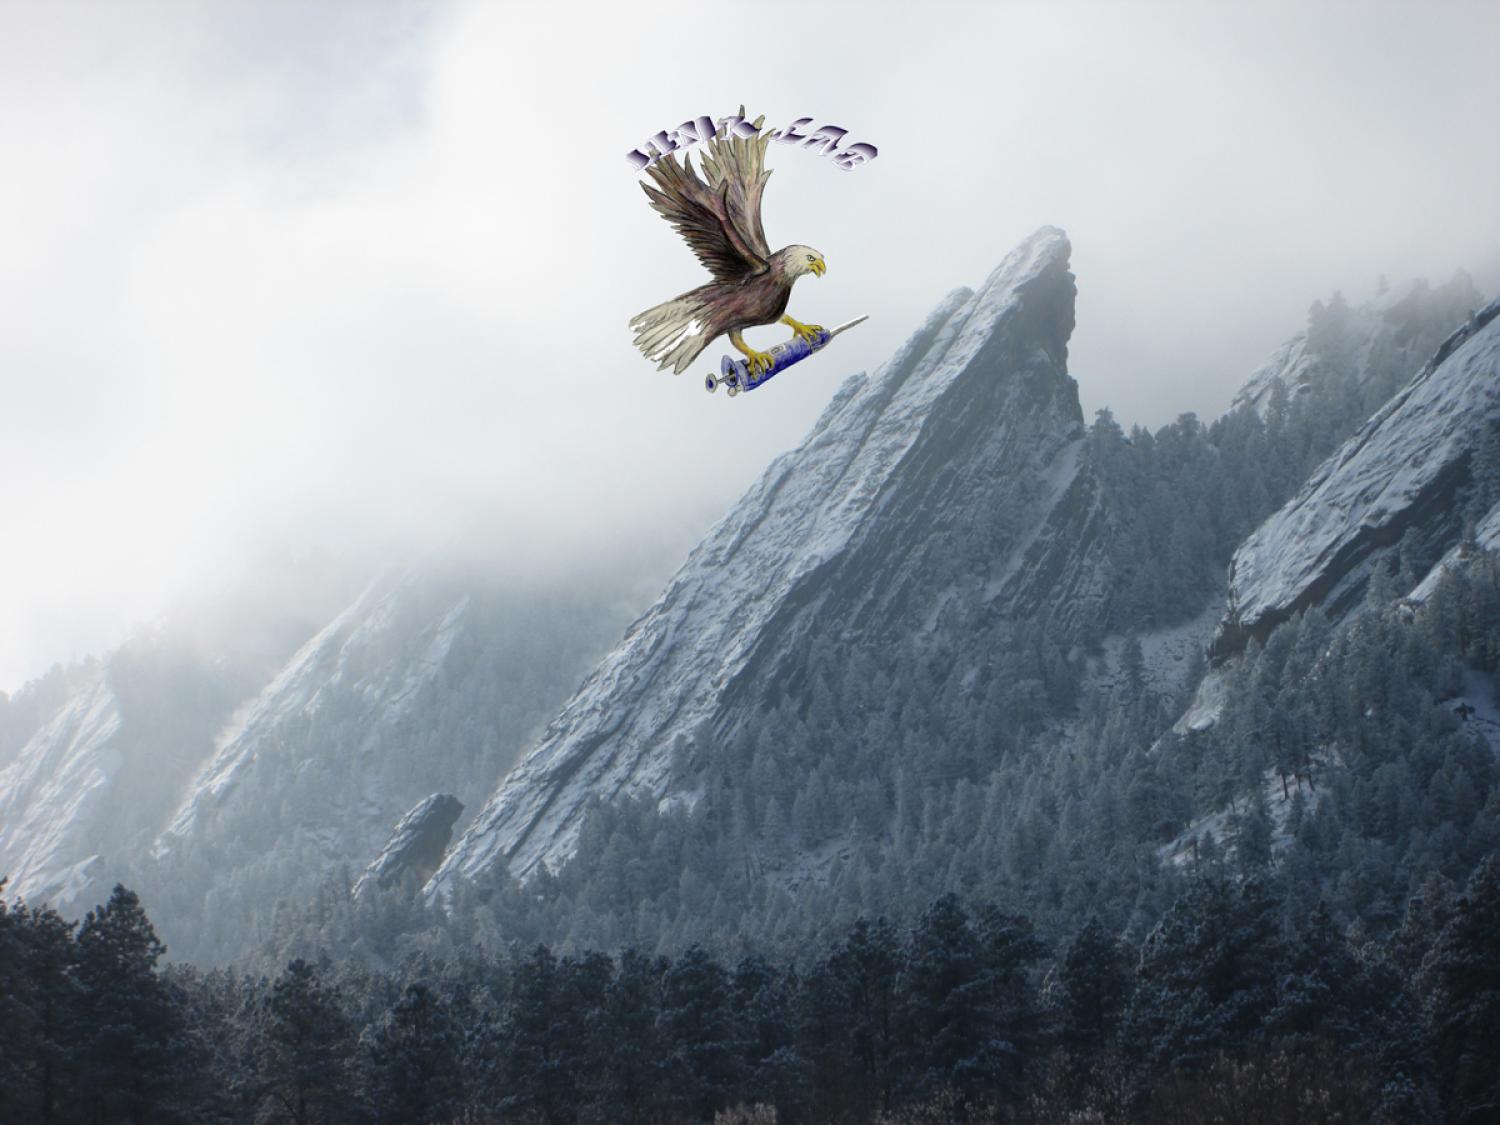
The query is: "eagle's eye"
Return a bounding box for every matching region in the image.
[806,254,815,262]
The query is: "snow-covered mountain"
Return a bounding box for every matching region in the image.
[0,559,636,962]
[7,224,1489,965]
[1213,296,1500,659]
[1163,293,1500,868]
[151,572,473,861]
[0,671,125,906]
[1228,275,1479,417]
[138,569,632,962]
[429,227,1107,893]
[0,577,343,912]
[426,230,1493,915]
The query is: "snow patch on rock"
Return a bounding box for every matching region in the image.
[0,673,123,906]
[1214,298,1500,659]
[154,573,469,856]
[1157,765,1320,868]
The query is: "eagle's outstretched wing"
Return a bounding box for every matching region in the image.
[698,109,773,263]
[641,110,774,282]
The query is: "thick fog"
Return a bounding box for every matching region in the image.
[3,0,1498,689]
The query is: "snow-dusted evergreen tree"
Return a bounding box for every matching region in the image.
[0,890,79,1123]
[361,980,464,1124]
[1123,877,1283,1075]
[596,948,667,1124]
[1422,855,1500,1125]
[71,885,177,1123]
[812,916,902,1118]
[658,945,743,1121]
[259,957,354,1123]
[1056,913,1129,1055]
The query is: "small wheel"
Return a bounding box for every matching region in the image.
[727,386,739,397]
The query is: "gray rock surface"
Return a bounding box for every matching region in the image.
[353,793,464,898]
[1213,298,1500,659]
[428,227,1105,893]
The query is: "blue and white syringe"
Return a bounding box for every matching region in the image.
[705,315,868,396]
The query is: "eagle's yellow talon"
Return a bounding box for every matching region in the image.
[781,315,824,345]
[730,328,776,375]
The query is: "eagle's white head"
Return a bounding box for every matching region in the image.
[781,244,827,279]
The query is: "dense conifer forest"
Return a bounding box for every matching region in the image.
[5,280,1497,1122]
[5,861,1500,1123]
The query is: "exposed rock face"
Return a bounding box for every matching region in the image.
[0,563,634,964]
[151,573,473,862]
[140,570,628,962]
[353,793,463,898]
[1211,298,1500,660]
[1407,501,1500,604]
[428,227,1106,893]
[0,674,123,907]
[0,624,304,912]
[1228,274,1480,417]
[10,217,1487,965]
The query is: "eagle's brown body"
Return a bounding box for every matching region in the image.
[679,249,797,343]
[631,113,826,375]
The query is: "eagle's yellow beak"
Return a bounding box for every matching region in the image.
[810,257,826,277]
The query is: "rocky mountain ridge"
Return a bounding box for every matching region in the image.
[428,227,1108,895]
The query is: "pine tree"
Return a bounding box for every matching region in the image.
[71,885,176,1125]
[23,905,81,1125]
[597,948,665,1124]
[731,953,807,1113]
[556,951,612,1119]
[259,958,353,1123]
[0,888,30,1122]
[1265,900,1356,1047]
[364,980,463,1124]
[1422,854,1500,1124]
[1388,871,1456,977]
[1232,789,1275,875]
[973,903,1047,1081]
[822,917,901,1117]
[1057,914,1128,1055]
[1122,877,1282,1074]
[899,893,1007,1104]
[497,943,598,1123]
[658,945,742,1121]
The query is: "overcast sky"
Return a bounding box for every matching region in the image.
[3,0,1498,691]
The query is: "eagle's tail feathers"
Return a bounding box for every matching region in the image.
[630,296,713,374]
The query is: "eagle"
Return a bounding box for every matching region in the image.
[630,112,826,378]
